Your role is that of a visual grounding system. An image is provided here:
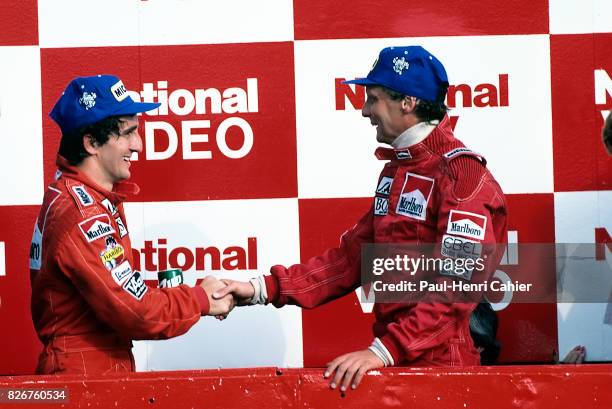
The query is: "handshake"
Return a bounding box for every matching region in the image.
[198,275,384,391]
[198,276,258,317]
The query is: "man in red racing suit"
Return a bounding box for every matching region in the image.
[215,46,508,390]
[29,75,234,374]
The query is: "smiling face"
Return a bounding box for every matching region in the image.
[361,86,418,145]
[361,86,406,144]
[87,115,142,189]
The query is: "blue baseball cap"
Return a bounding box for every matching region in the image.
[50,74,161,134]
[344,46,448,102]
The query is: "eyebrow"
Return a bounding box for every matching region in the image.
[119,125,138,136]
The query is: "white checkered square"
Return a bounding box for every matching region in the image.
[0,46,43,205]
[125,198,303,370]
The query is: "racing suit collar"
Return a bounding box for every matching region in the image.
[375,115,455,162]
[391,120,439,150]
[55,155,140,203]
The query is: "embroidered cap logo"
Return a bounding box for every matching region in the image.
[79,92,97,110]
[392,56,410,75]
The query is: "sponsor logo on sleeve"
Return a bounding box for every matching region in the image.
[443,147,472,159]
[101,198,118,215]
[78,214,115,243]
[29,224,42,270]
[30,187,62,270]
[441,234,482,259]
[375,176,393,196]
[439,234,482,281]
[115,217,128,238]
[159,274,184,289]
[111,260,132,286]
[443,148,485,164]
[439,262,474,282]
[374,197,389,216]
[99,236,125,271]
[123,271,148,300]
[446,210,487,240]
[396,173,434,221]
[72,186,93,207]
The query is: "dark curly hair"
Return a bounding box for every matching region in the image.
[58,116,124,165]
[470,302,501,365]
[380,85,449,123]
[603,111,612,155]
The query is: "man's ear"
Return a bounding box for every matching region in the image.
[401,96,417,113]
[82,134,98,156]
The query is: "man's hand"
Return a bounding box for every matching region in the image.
[561,345,586,364]
[324,349,384,391]
[199,276,235,316]
[213,279,255,306]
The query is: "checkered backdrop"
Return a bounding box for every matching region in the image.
[0,0,611,374]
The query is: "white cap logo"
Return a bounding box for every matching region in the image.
[392,57,409,75]
[79,92,97,110]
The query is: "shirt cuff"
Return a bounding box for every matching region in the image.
[191,285,210,315]
[248,276,268,305]
[378,334,402,365]
[369,337,395,367]
[264,273,280,305]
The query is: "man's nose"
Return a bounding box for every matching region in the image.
[131,131,143,153]
[362,102,371,117]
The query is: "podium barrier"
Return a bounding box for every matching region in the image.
[1,365,611,408]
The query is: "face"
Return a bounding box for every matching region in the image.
[94,115,142,187]
[362,86,407,144]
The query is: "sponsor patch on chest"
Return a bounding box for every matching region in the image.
[78,214,116,242]
[395,172,434,221]
[395,149,412,160]
[115,216,128,238]
[101,198,118,215]
[446,210,487,240]
[375,176,393,196]
[374,197,389,216]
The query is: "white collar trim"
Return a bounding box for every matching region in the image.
[391,120,439,149]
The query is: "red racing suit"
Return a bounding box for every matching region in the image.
[264,116,508,367]
[29,156,209,375]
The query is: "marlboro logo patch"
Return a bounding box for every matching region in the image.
[396,172,434,221]
[78,214,115,243]
[446,210,487,240]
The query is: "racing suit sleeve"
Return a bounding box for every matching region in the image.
[264,207,375,309]
[56,225,207,340]
[378,158,508,363]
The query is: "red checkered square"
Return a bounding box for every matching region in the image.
[494,194,558,363]
[0,205,43,374]
[299,198,374,367]
[0,0,38,45]
[41,43,298,201]
[294,0,548,40]
[551,34,612,192]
